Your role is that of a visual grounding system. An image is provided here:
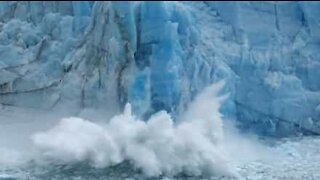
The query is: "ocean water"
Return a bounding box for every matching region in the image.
[1,137,320,180]
[0,84,319,180]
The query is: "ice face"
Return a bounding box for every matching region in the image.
[0,1,320,136]
[207,2,320,135]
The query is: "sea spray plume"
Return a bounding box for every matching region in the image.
[0,148,27,167]
[32,81,236,177]
[182,80,227,144]
[32,117,123,166]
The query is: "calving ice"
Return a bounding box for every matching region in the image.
[0,1,320,179]
[32,82,237,177]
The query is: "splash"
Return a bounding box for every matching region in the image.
[31,81,238,177]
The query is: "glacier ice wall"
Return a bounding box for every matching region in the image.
[206,1,320,135]
[0,1,320,136]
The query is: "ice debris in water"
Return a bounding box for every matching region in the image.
[32,82,237,177]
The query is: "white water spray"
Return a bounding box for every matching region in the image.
[32,81,237,177]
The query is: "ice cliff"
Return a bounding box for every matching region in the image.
[0,1,320,136]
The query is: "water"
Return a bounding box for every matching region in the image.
[0,84,319,179]
[1,137,320,180]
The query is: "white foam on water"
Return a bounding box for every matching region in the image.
[31,82,239,177]
[0,82,274,178]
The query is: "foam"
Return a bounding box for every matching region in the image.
[32,82,237,177]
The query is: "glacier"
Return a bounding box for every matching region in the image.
[0,1,320,136]
[1,1,320,179]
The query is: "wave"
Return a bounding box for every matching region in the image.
[32,81,238,177]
